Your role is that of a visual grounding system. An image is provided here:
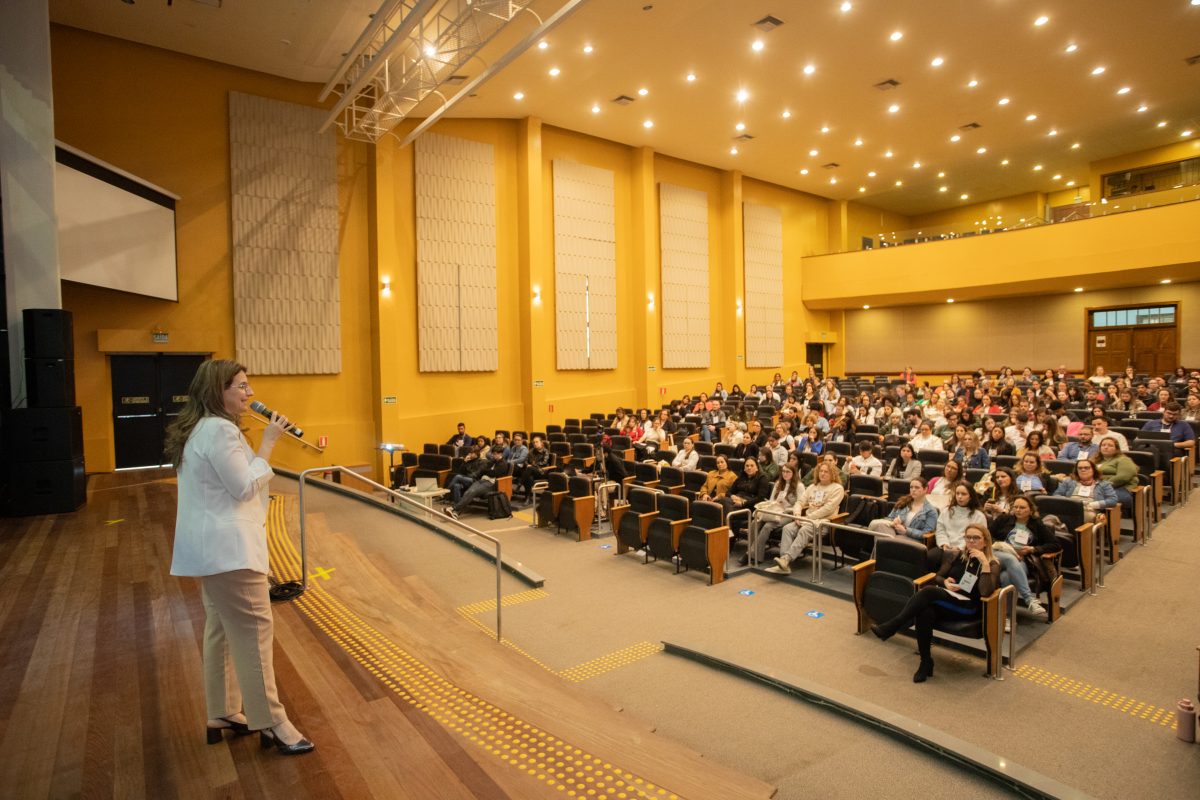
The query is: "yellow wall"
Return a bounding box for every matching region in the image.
[1089,138,1200,200]
[845,201,911,252]
[51,26,376,475]
[909,191,1044,232]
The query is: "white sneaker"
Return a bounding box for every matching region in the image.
[1026,599,1048,617]
[765,564,788,574]
[634,549,646,557]
[770,556,792,574]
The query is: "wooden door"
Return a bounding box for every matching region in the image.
[1088,329,1130,377]
[1132,328,1176,375]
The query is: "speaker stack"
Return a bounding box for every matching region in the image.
[1,309,86,515]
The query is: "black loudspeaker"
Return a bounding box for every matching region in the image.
[2,406,84,462]
[26,358,76,407]
[4,457,86,516]
[23,308,74,359]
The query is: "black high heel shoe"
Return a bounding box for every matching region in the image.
[205,716,251,745]
[260,727,315,756]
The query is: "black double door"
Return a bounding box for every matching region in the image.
[111,354,205,468]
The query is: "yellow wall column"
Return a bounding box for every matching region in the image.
[517,117,553,433]
[630,146,659,409]
[720,170,746,387]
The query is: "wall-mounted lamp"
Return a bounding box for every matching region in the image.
[736,298,743,316]
[381,277,392,297]
[532,285,542,305]
[647,291,655,311]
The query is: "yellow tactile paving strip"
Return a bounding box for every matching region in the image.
[267,496,681,800]
[1012,665,1179,730]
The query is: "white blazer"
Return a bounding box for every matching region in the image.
[171,416,274,577]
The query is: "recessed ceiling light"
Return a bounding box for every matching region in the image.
[1136,104,1148,113]
[960,193,969,200]
[1157,120,1168,127]
[423,44,437,57]
[1091,66,1106,75]
[937,171,946,177]
[537,41,549,50]
[803,64,817,75]
[1161,279,1172,284]
[1033,164,1043,171]
[752,40,765,52]
[912,160,922,168]
[1074,287,1084,292]
[967,79,978,88]
[1000,158,1010,165]
[799,168,809,175]
[735,122,746,131]
[591,104,600,114]
[643,119,654,128]
[862,304,870,310]
[1048,129,1058,136]
[1065,43,1078,53]
[638,87,649,96]
[1034,15,1049,26]
[1066,180,1076,186]
[730,146,739,155]
[890,31,903,42]
[931,56,944,67]
[946,298,955,303]
[513,91,525,100]
[998,97,1010,106]
[548,67,560,76]
[820,125,830,133]
[830,177,838,185]
[1185,130,1195,138]
[736,88,750,102]
[859,186,866,192]
[939,186,948,192]
[895,180,903,186]
[782,109,792,118]
[1071,142,1081,149]
[841,1,853,12]
[888,104,900,113]
[1052,174,1062,180]
[809,149,819,156]
[867,171,877,177]
[950,134,961,142]
[1025,113,1038,121]
[583,44,594,54]
[976,146,987,154]
[1116,86,1131,95]
[854,138,863,146]
[884,150,894,158]
[686,72,696,82]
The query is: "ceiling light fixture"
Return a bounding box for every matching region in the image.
[884,150,894,158]
[1066,180,1076,186]
[809,148,819,156]
[730,146,738,154]
[736,88,750,102]
[1048,129,1058,136]
[804,64,817,75]
[967,79,978,88]
[591,104,600,113]
[513,91,525,100]
[736,121,746,131]
[1025,113,1038,121]
[1071,142,1081,149]
[830,177,838,184]
[583,44,593,54]
[890,31,903,42]
[895,180,903,186]
[946,298,955,303]
[1161,279,1172,284]
[858,186,866,193]
[1091,66,1106,75]
[686,72,696,82]
[862,304,870,310]
[1074,287,1084,293]
[782,109,792,118]
[937,171,945,177]
[537,41,548,50]
[424,44,437,57]
[643,119,654,128]
[821,125,830,133]
[1137,104,1148,113]
[998,97,1010,105]
[1065,43,1078,53]
[752,39,765,52]
[1001,158,1010,165]
[950,134,961,142]
[1185,130,1195,138]
[1117,86,1131,95]
[841,1,852,12]
[854,138,863,146]
[638,87,649,96]
[960,193,969,200]
[888,103,900,113]
[1052,174,1062,180]
[1034,15,1049,26]
[548,67,560,76]
[931,56,944,67]
[1033,164,1043,171]
[799,168,809,175]
[977,146,987,154]
[867,170,877,177]
[912,160,922,168]
[1157,120,1168,127]
[939,186,948,192]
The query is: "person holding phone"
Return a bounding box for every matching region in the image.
[870,524,999,683]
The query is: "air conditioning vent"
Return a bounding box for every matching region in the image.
[753,15,785,32]
[734,133,755,142]
[873,79,901,90]
[959,121,981,130]
[612,95,636,105]
[1186,53,1200,66]
[822,162,840,169]
[446,74,469,85]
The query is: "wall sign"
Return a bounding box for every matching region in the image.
[1095,335,1107,348]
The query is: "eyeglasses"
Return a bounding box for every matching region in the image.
[233,382,250,390]
[964,535,985,541]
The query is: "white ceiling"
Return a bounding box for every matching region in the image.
[51,0,1200,216]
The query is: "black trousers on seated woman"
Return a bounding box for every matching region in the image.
[874,586,980,662]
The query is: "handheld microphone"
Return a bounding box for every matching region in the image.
[250,400,304,438]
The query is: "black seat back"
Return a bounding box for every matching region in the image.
[886,478,912,499]
[848,474,883,496]
[919,449,949,465]
[557,475,595,534]
[535,472,570,526]
[659,466,685,491]
[619,488,658,550]
[678,500,723,573]
[634,461,660,485]
[646,494,689,561]
[863,538,929,627]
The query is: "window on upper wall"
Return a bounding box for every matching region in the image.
[1102,157,1200,199]
[1089,305,1177,328]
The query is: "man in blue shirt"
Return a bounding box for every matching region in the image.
[1058,425,1099,461]
[1142,402,1196,452]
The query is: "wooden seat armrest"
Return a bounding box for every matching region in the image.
[573,495,596,542]
[921,532,937,548]
[668,518,692,549]
[851,559,876,633]
[435,468,451,487]
[637,511,659,545]
[610,504,630,532]
[495,475,513,497]
[979,584,1013,677]
[621,449,635,462]
[913,572,938,587]
[703,525,731,585]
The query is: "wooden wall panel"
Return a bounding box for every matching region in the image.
[742,202,783,368]
[659,183,710,368]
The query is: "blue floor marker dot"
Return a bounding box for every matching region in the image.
[739,589,755,597]
[806,610,825,619]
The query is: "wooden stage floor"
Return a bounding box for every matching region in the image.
[0,470,772,799]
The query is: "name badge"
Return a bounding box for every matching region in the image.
[1011,528,1031,546]
[957,569,978,594]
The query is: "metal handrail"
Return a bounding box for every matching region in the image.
[746,507,840,584]
[296,466,503,642]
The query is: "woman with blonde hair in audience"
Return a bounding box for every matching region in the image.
[870,522,999,683]
[1042,417,1068,452]
[885,443,923,481]
[935,481,988,551]
[927,460,962,509]
[869,478,937,541]
[1088,365,1112,387]
[954,430,990,470]
[742,462,803,566]
[981,467,1020,517]
[1112,387,1146,413]
[1016,430,1054,461]
[1053,458,1118,522]
[1014,452,1049,493]
[766,461,845,575]
[819,378,841,413]
[698,454,736,502]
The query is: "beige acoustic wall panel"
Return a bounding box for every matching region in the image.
[659,183,710,369]
[415,132,498,372]
[552,160,617,370]
[229,92,340,375]
[742,202,784,368]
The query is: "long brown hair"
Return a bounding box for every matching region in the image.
[164,359,247,468]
